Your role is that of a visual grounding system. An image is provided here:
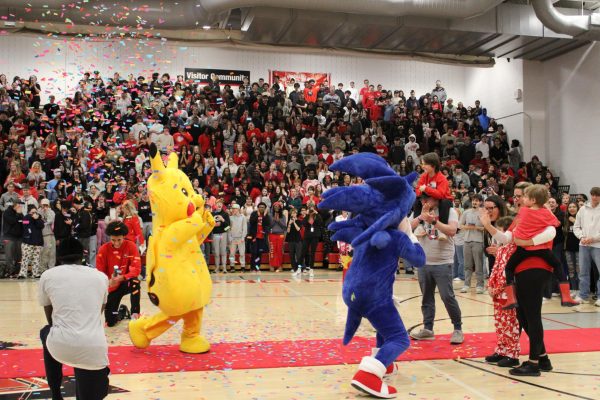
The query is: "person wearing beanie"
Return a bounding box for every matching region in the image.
[228,203,248,271]
[247,202,271,271]
[96,220,142,326]
[17,205,44,279]
[39,237,110,399]
[39,198,56,271]
[0,200,23,278]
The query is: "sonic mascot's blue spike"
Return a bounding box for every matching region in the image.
[318,153,425,398]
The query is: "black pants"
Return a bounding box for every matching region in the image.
[288,241,303,270]
[505,247,565,285]
[413,198,451,224]
[250,238,268,269]
[105,278,140,327]
[302,236,319,269]
[40,325,109,400]
[515,268,552,361]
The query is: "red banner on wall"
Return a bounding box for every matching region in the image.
[269,70,331,89]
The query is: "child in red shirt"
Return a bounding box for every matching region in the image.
[503,185,562,286]
[414,152,453,225]
[502,184,578,308]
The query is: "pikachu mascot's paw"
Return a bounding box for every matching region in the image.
[129,317,151,349]
[180,334,210,354]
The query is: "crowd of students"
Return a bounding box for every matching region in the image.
[0,70,594,288]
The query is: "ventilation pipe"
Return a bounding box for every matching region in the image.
[198,0,504,20]
[532,0,600,40]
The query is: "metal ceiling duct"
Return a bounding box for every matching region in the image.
[198,0,505,19]
[532,0,600,40]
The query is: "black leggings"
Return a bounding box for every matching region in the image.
[413,198,451,224]
[505,247,565,285]
[41,325,109,400]
[303,237,319,269]
[105,278,140,327]
[515,268,552,361]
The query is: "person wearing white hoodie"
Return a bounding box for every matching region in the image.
[573,187,600,305]
[404,134,419,162]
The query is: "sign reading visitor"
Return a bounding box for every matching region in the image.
[184,68,250,86]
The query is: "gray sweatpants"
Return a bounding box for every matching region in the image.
[417,263,463,331]
[463,241,484,289]
[212,232,228,272]
[40,235,56,271]
[229,237,246,269]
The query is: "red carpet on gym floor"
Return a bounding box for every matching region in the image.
[2,328,599,378]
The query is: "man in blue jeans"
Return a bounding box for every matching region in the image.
[409,193,464,344]
[39,238,110,400]
[573,187,600,305]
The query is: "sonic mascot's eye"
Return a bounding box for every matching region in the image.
[181,188,189,197]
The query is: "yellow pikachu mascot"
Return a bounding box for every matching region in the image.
[128,143,215,353]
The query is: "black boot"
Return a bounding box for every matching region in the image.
[485,353,504,363]
[539,355,553,371]
[509,361,541,376]
[497,357,520,368]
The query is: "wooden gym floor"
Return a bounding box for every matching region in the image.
[1,271,600,400]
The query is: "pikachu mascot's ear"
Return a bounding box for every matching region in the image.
[149,143,165,174]
[167,151,178,169]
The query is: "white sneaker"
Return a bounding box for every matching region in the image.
[460,287,468,293]
[476,287,484,294]
[573,296,586,304]
[410,329,435,340]
[595,299,600,307]
[309,269,314,277]
[453,277,463,282]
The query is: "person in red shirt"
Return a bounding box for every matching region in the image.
[233,142,249,165]
[172,126,193,151]
[120,201,145,247]
[247,202,271,271]
[414,152,453,225]
[501,185,577,308]
[303,80,318,104]
[88,141,106,169]
[359,79,370,107]
[261,123,276,143]
[374,138,388,158]
[96,221,142,326]
[246,122,262,143]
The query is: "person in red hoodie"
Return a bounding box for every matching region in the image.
[414,152,453,225]
[172,125,193,151]
[120,200,145,248]
[501,184,577,308]
[96,221,142,326]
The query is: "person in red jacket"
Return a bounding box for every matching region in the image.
[96,221,142,326]
[120,200,145,247]
[172,125,193,151]
[112,180,129,206]
[414,152,453,225]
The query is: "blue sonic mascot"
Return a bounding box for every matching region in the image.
[319,153,425,399]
